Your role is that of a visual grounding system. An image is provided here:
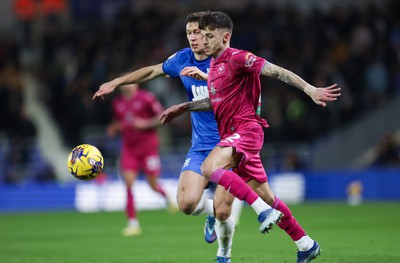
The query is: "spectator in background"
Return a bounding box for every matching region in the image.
[282,149,306,172]
[107,83,176,236]
[0,37,38,184]
[372,132,400,167]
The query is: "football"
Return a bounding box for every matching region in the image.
[67,144,104,180]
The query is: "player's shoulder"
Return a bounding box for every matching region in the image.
[228,47,243,54]
[227,48,252,59]
[228,48,261,65]
[167,47,193,61]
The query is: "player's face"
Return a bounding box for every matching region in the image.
[201,28,227,58]
[186,22,205,55]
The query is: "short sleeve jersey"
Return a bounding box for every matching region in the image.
[162,48,220,151]
[208,48,269,138]
[112,90,163,150]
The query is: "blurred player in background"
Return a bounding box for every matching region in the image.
[93,12,242,262]
[162,11,341,262]
[107,83,175,236]
[346,180,363,206]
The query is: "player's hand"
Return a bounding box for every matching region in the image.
[92,80,118,100]
[159,103,187,124]
[307,84,341,107]
[180,67,208,81]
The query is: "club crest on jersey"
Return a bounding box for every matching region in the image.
[218,63,225,74]
[245,53,256,68]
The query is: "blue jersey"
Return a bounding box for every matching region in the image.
[162,48,220,151]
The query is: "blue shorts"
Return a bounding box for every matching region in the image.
[181,149,211,176]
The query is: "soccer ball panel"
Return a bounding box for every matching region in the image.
[67,144,104,180]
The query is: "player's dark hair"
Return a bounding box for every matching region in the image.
[185,11,207,23]
[198,11,233,33]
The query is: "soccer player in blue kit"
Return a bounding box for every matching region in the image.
[93,12,237,262]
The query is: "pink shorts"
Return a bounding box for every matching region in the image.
[217,124,267,183]
[120,145,161,176]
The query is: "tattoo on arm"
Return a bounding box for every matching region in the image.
[184,98,212,111]
[262,61,309,92]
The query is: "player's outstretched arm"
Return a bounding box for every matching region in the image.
[180,66,208,81]
[92,63,166,100]
[160,98,212,124]
[261,61,341,107]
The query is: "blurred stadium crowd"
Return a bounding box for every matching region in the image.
[1,0,400,184]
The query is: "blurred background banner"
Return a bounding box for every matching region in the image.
[1,170,399,212]
[1,0,400,212]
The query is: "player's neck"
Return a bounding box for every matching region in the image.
[194,52,209,61]
[213,46,229,59]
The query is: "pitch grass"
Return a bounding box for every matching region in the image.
[1,203,400,263]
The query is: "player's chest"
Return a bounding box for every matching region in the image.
[115,100,145,115]
[208,62,234,96]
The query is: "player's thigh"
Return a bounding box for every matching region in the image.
[213,185,235,220]
[140,153,161,189]
[145,173,160,190]
[120,147,139,187]
[247,179,275,205]
[121,170,138,188]
[177,170,209,203]
[202,146,239,176]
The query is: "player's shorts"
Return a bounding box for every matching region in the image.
[120,144,161,176]
[181,148,211,176]
[217,124,267,184]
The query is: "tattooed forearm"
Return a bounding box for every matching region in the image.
[184,98,213,111]
[262,61,310,92]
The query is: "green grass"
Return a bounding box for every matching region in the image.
[1,203,400,263]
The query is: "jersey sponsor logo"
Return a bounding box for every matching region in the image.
[245,53,256,68]
[191,85,209,101]
[209,83,221,102]
[210,84,217,95]
[210,82,220,95]
[211,98,222,103]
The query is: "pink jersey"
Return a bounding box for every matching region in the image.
[208,48,268,138]
[112,90,163,151]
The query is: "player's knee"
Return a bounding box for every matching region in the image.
[214,206,231,221]
[263,195,275,206]
[177,196,197,215]
[200,162,216,178]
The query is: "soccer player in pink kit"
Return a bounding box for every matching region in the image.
[108,83,174,236]
[162,11,341,263]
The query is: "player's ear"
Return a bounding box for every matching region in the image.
[223,32,231,44]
